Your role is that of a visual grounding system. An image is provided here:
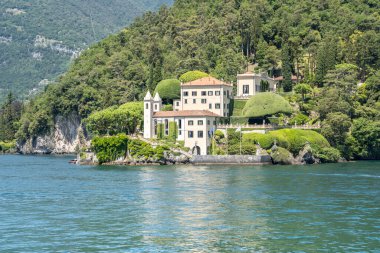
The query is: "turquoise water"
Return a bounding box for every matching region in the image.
[0,155,379,252]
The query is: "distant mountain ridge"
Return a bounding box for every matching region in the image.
[0,0,173,102]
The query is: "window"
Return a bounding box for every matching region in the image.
[178,119,182,129]
[184,99,188,104]
[179,130,182,135]
[223,104,226,109]
[176,101,179,106]
[256,85,260,92]
[208,91,213,96]
[192,91,197,96]
[198,120,203,125]
[215,91,220,96]
[201,99,207,104]
[227,103,230,109]
[207,120,210,125]
[243,85,249,94]
[165,119,169,135]
[227,90,230,98]
[193,99,196,104]
[188,120,194,126]
[223,91,226,95]
[183,91,189,96]
[209,104,212,109]
[215,103,221,109]
[155,104,158,110]
[198,131,204,138]
[188,131,194,138]
[201,91,207,96]
[213,120,216,125]
[145,103,149,109]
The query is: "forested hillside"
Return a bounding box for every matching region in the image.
[0,0,173,102]
[3,0,379,159]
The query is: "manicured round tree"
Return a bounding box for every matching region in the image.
[154,79,181,102]
[242,92,292,118]
[179,71,209,83]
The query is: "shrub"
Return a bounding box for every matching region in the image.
[231,99,247,116]
[271,147,294,165]
[268,129,330,155]
[179,71,209,83]
[92,134,129,164]
[0,141,16,152]
[154,79,181,101]
[168,121,178,142]
[242,92,292,118]
[228,142,257,155]
[315,147,341,163]
[289,113,309,125]
[162,104,173,111]
[157,123,164,139]
[243,133,275,149]
[214,130,225,143]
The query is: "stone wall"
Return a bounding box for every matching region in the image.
[191,155,272,165]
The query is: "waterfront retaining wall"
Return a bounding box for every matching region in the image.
[191,155,272,165]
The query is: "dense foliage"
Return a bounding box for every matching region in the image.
[243,129,330,155]
[242,93,292,118]
[0,93,22,141]
[154,79,181,102]
[0,0,172,103]
[92,134,129,164]
[85,102,143,136]
[179,71,209,83]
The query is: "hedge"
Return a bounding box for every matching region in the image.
[154,79,181,101]
[242,92,292,118]
[268,129,330,155]
[179,71,209,83]
[243,133,275,149]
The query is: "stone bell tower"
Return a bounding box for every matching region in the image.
[144,91,153,139]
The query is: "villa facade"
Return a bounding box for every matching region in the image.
[236,72,278,98]
[144,73,282,155]
[144,77,233,155]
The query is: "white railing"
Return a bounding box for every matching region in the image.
[217,123,321,130]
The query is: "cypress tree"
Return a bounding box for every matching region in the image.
[315,37,337,86]
[282,43,293,92]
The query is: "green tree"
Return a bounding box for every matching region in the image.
[315,37,338,86]
[281,43,293,92]
[321,112,352,158]
[294,83,312,101]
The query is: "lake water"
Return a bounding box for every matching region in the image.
[0,155,379,252]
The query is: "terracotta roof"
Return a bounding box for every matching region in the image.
[274,75,299,81]
[181,77,232,87]
[153,110,221,118]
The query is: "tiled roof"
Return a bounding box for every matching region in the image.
[181,77,232,87]
[153,110,221,118]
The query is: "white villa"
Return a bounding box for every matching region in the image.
[144,74,278,155]
[236,71,278,98]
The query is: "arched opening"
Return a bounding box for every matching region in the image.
[192,145,201,155]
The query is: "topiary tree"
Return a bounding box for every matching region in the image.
[242,92,292,118]
[179,71,209,83]
[154,79,181,103]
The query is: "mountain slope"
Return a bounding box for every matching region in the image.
[0,0,173,102]
[15,0,379,146]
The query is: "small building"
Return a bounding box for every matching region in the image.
[236,72,278,98]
